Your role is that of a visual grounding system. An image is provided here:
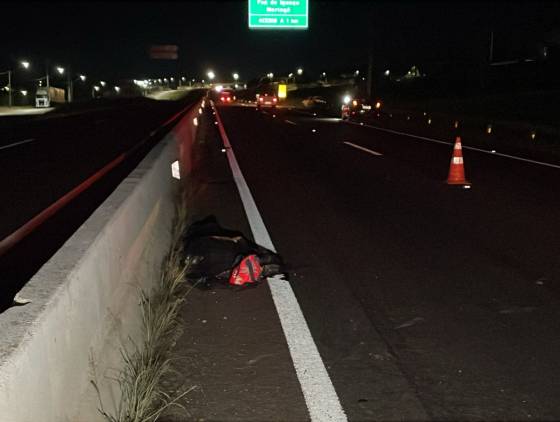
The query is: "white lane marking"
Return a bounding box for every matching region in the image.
[343,141,383,156]
[212,102,347,422]
[346,121,560,170]
[0,138,36,151]
[262,110,269,115]
[285,119,297,125]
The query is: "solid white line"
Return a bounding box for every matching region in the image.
[346,121,560,170]
[285,119,297,125]
[212,101,347,422]
[0,138,35,151]
[343,141,383,156]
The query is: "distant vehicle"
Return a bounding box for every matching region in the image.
[35,87,65,108]
[341,98,381,119]
[302,96,328,109]
[256,91,277,110]
[219,89,236,104]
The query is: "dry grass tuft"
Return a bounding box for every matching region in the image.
[93,198,195,422]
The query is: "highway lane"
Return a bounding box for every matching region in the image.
[0,91,203,311]
[216,104,560,420]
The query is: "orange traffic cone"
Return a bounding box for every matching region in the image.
[446,137,470,186]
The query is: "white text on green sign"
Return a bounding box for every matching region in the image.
[249,0,308,29]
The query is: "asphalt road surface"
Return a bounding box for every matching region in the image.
[0,91,203,311]
[215,104,560,420]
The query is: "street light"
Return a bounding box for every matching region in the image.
[233,72,239,81]
[207,70,215,80]
[114,86,120,93]
[79,74,86,81]
[384,70,390,76]
[1,60,31,107]
[297,68,303,75]
[56,67,64,75]
[100,81,106,86]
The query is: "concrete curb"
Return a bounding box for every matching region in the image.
[0,100,201,421]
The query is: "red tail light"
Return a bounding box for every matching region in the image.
[220,97,225,101]
[273,97,277,102]
[259,97,264,102]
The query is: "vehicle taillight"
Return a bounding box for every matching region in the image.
[259,97,264,102]
[221,97,225,101]
[273,97,277,102]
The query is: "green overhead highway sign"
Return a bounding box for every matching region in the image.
[248,0,308,29]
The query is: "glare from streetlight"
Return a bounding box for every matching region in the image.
[322,72,326,76]
[288,72,293,78]
[355,70,360,75]
[207,70,215,80]
[114,86,120,92]
[79,74,86,81]
[233,73,239,80]
[170,77,174,81]
[20,90,28,96]
[100,81,106,86]
[181,76,186,81]
[297,68,303,75]
[93,85,100,91]
[56,67,64,74]
[343,95,351,104]
[384,69,390,76]
[21,61,30,69]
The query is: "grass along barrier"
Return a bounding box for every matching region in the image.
[92,198,197,422]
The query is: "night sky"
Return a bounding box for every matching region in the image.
[1,1,559,83]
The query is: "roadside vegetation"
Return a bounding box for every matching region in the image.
[93,199,195,422]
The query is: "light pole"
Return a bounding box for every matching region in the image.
[2,61,32,107]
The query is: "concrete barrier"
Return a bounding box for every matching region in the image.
[0,100,201,421]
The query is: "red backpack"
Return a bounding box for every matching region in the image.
[229,255,263,286]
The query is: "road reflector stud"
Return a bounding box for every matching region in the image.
[531,131,536,140]
[171,160,180,179]
[446,136,471,186]
[312,129,317,133]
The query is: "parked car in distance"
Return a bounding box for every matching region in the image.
[302,96,328,109]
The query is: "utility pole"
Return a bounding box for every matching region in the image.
[489,31,494,64]
[7,70,12,107]
[366,50,373,98]
[67,68,73,103]
[46,61,50,106]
